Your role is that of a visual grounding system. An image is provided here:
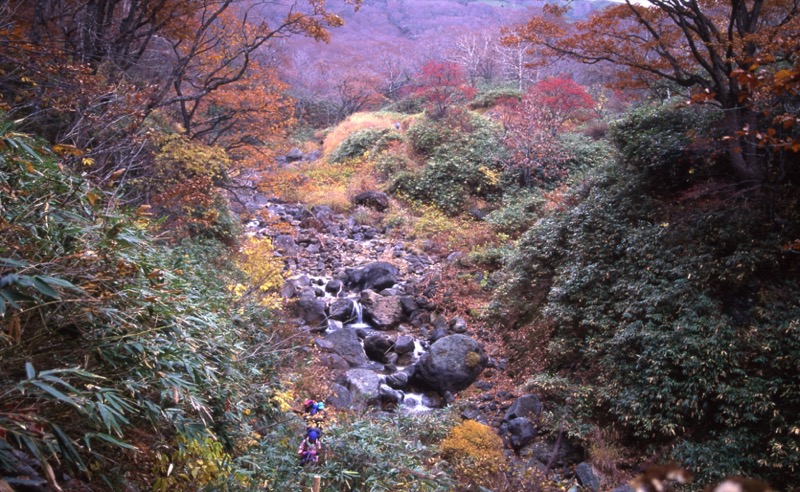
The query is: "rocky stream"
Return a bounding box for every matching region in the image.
[240,187,614,491]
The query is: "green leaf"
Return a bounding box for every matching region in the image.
[38,275,84,293]
[32,276,60,299]
[0,296,5,315]
[0,288,41,309]
[29,380,81,411]
[84,433,137,451]
[51,424,88,472]
[0,257,29,268]
[39,374,81,393]
[25,362,35,379]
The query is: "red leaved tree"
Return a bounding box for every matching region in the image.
[529,77,595,133]
[507,0,800,184]
[499,91,573,188]
[414,60,476,119]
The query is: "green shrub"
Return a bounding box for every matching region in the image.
[609,102,723,190]
[560,132,616,178]
[468,87,522,110]
[491,157,800,487]
[0,121,285,488]
[247,412,457,491]
[407,117,450,155]
[375,151,411,178]
[396,113,506,214]
[329,128,397,163]
[382,95,426,114]
[485,189,546,235]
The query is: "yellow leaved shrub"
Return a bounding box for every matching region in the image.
[440,420,506,486]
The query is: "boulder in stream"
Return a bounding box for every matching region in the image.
[414,334,487,394]
[317,328,368,367]
[364,334,394,362]
[346,368,382,403]
[360,290,404,329]
[345,262,398,291]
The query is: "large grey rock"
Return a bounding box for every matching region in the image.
[385,371,409,389]
[529,439,584,467]
[280,275,311,299]
[360,290,404,329]
[318,353,349,371]
[352,191,390,211]
[296,297,327,328]
[329,298,357,322]
[327,382,352,408]
[394,335,415,355]
[346,368,381,401]
[507,417,538,451]
[575,462,602,492]
[504,394,543,422]
[364,334,394,362]
[274,234,300,255]
[286,147,304,162]
[346,262,399,291]
[325,279,343,296]
[379,384,404,404]
[318,328,368,367]
[414,334,487,393]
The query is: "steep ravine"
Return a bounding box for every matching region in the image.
[237,185,617,490]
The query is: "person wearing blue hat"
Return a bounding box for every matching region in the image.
[297,427,322,466]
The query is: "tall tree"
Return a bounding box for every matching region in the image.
[529,77,595,133]
[499,89,574,187]
[509,0,800,184]
[0,0,360,175]
[414,60,475,119]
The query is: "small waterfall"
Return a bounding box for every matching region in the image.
[348,299,370,329]
[351,299,363,324]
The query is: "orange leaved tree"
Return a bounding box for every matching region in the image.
[508,0,800,185]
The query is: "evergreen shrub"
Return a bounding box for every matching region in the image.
[492,154,800,487]
[0,122,287,488]
[329,128,397,163]
[396,113,506,214]
[609,103,723,190]
[469,87,522,109]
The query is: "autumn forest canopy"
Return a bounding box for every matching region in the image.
[1,0,800,490]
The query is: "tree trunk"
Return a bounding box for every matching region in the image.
[722,108,765,184]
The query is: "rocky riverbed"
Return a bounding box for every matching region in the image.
[240,191,613,490]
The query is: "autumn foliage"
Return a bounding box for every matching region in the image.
[507,0,800,184]
[414,61,476,119]
[440,420,507,487]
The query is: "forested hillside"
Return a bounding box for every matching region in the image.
[1,0,799,491]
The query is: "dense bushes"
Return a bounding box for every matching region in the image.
[609,102,724,190]
[249,412,457,491]
[329,128,401,163]
[393,112,506,214]
[0,124,287,489]
[491,107,800,487]
[440,420,506,488]
[468,87,522,110]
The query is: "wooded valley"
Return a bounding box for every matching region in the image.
[1,0,799,490]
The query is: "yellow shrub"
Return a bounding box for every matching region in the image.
[440,420,506,485]
[151,134,230,194]
[153,436,245,492]
[237,237,286,308]
[322,112,409,156]
[302,185,352,213]
[409,205,497,253]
